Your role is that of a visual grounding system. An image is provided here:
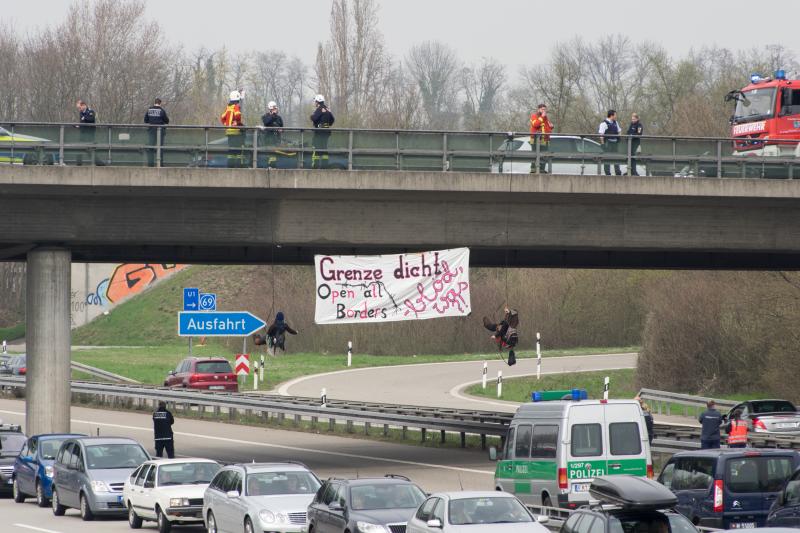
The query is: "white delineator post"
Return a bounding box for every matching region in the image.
[253,362,259,390]
[603,376,610,400]
[536,332,542,380]
[497,370,503,398]
[321,387,327,407]
[260,354,265,382]
[2,340,6,354]
[482,361,488,389]
[347,341,352,367]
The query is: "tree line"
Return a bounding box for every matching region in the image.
[1,0,796,136]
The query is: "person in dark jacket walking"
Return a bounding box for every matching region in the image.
[76,99,97,166]
[253,311,298,355]
[698,400,722,449]
[598,110,622,176]
[144,98,170,167]
[627,113,643,176]
[261,101,284,146]
[152,401,175,458]
[310,94,334,168]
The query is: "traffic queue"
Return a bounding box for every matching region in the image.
[2,386,800,533]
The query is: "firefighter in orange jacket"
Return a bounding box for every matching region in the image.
[726,409,748,448]
[530,103,554,173]
[221,90,244,167]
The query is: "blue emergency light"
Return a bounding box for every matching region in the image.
[775,69,787,80]
[750,73,762,84]
[531,388,588,402]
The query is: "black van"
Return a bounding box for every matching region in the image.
[658,449,800,529]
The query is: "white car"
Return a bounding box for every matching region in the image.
[492,135,646,176]
[407,491,549,533]
[123,458,220,532]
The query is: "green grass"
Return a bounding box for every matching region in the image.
[71,345,638,391]
[0,324,25,341]
[468,368,639,402]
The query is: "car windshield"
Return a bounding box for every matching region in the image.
[608,512,695,533]
[448,497,533,525]
[158,462,220,486]
[499,140,524,152]
[751,401,796,414]
[0,433,26,454]
[40,439,67,460]
[195,361,232,374]
[350,483,425,510]
[85,444,149,469]
[734,88,775,122]
[245,471,320,496]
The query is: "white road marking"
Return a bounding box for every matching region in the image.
[277,352,638,395]
[12,524,64,533]
[0,409,494,476]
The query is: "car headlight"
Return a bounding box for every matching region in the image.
[170,498,190,507]
[90,480,111,492]
[44,465,54,478]
[259,509,275,523]
[356,522,390,533]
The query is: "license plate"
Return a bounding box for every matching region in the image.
[572,483,590,493]
[209,385,225,390]
[731,523,755,529]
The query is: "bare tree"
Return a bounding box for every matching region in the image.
[406,41,461,129]
[461,58,506,130]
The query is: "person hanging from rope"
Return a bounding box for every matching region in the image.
[483,307,519,366]
[253,311,298,355]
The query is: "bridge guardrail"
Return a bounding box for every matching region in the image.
[2,122,799,179]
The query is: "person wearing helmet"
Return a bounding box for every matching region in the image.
[220,90,245,167]
[483,307,520,366]
[261,101,284,146]
[310,94,335,169]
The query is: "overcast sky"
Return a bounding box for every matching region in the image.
[4,0,798,71]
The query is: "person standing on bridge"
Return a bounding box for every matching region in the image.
[627,113,643,176]
[310,94,335,169]
[144,98,170,167]
[261,101,284,146]
[529,103,554,174]
[599,110,622,176]
[221,90,245,168]
[152,400,175,458]
[76,99,97,166]
[698,400,722,449]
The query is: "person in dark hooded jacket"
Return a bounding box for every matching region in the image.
[483,307,519,366]
[253,311,298,354]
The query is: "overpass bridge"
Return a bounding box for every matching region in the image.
[3,123,800,436]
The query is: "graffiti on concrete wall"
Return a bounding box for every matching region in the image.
[86,264,187,306]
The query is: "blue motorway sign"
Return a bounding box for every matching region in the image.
[183,288,199,311]
[199,293,217,311]
[178,311,265,337]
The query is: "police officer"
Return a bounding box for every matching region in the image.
[310,94,334,168]
[76,99,97,166]
[627,113,643,176]
[144,98,170,167]
[598,109,622,176]
[152,400,175,458]
[698,400,722,449]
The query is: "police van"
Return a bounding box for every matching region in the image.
[489,389,653,509]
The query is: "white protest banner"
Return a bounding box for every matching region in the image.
[315,248,471,324]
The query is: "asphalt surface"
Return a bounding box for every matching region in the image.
[0,398,496,533]
[279,353,639,412]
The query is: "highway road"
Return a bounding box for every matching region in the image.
[279,353,638,412]
[0,397,495,533]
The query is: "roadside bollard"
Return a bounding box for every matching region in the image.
[260,354,265,382]
[482,361,487,390]
[1,340,6,354]
[321,387,327,407]
[536,332,542,380]
[254,363,259,391]
[497,371,503,398]
[347,341,353,367]
[603,376,610,400]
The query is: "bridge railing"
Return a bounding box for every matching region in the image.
[2,122,800,179]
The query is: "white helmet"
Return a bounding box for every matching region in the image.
[229,90,241,102]
[314,94,325,103]
[268,101,278,110]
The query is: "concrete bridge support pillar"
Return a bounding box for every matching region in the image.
[25,248,71,435]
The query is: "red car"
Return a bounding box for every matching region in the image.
[163,357,238,392]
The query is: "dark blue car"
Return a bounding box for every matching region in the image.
[767,466,800,527]
[658,449,800,529]
[12,433,84,507]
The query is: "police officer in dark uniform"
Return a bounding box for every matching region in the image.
[310,94,335,168]
[144,98,170,167]
[76,99,96,166]
[599,109,622,176]
[152,400,175,458]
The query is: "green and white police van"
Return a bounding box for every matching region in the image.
[489,389,653,509]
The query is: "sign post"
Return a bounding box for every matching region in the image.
[536,332,542,380]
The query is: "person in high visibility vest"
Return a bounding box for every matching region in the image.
[726,409,749,448]
[529,103,553,174]
[221,90,244,167]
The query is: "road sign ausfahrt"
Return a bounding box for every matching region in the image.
[178,311,265,337]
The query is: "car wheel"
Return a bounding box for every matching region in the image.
[36,480,49,507]
[543,495,553,508]
[80,492,95,521]
[207,510,218,533]
[52,488,66,516]
[128,502,143,529]
[157,506,172,533]
[12,478,26,503]
[244,516,255,533]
